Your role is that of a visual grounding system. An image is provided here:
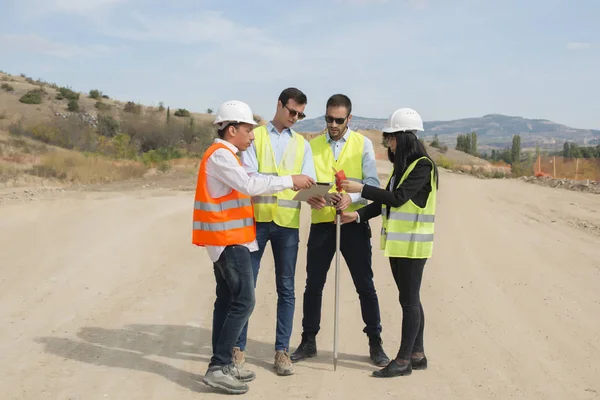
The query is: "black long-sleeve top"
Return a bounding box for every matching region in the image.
[357,158,433,222]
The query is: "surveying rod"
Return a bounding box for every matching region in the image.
[332,168,346,371]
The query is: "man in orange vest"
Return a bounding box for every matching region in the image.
[192,100,314,395]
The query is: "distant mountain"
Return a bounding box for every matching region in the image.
[294,114,600,150]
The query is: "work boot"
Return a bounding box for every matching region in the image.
[274,350,295,376]
[232,346,245,369]
[290,332,317,363]
[368,335,390,367]
[201,365,249,395]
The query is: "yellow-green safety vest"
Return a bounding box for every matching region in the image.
[310,130,368,224]
[251,125,305,229]
[380,156,437,258]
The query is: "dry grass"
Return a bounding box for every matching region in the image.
[27,152,147,184]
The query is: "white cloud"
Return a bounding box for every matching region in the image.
[0,34,111,58]
[103,11,267,46]
[14,0,127,20]
[334,0,389,4]
[566,42,592,50]
[333,0,426,7]
[50,0,126,13]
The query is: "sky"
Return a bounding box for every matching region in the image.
[1,0,599,129]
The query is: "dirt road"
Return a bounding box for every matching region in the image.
[1,168,599,400]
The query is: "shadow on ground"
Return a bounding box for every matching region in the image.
[34,324,376,394]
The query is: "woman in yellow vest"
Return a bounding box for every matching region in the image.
[339,107,439,378]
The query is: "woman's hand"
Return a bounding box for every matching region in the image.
[340,211,358,224]
[340,179,364,193]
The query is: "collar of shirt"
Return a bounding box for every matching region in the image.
[326,128,351,143]
[267,121,293,137]
[214,138,239,154]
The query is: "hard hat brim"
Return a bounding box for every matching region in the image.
[213,119,258,126]
[382,126,424,133]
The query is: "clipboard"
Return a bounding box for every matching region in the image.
[293,182,333,202]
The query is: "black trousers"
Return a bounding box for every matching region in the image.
[301,221,383,337]
[389,257,426,360]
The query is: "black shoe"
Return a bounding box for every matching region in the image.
[368,336,390,367]
[411,356,428,370]
[372,360,412,378]
[290,332,317,363]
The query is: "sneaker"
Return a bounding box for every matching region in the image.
[202,365,249,395]
[231,365,256,382]
[274,350,295,376]
[232,346,245,369]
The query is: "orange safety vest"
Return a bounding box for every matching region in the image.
[192,142,256,246]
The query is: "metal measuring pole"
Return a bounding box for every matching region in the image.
[334,206,341,371]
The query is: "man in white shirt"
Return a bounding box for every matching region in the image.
[193,100,314,395]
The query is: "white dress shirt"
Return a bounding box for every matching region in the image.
[203,138,294,262]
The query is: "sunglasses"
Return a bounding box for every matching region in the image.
[284,104,306,120]
[324,115,348,125]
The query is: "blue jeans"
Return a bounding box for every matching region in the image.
[236,222,299,352]
[210,245,256,367]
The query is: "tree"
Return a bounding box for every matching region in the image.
[563,142,571,158]
[455,132,477,155]
[511,134,522,175]
[430,134,440,149]
[470,131,478,155]
[511,134,521,163]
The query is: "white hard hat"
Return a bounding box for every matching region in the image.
[213,100,257,129]
[382,108,424,133]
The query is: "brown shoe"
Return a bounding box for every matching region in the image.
[232,346,245,369]
[274,350,295,376]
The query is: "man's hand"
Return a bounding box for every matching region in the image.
[291,174,315,191]
[328,193,352,211]
[340,179,364,193]
[307,195,326,210]
[340,211,358,224]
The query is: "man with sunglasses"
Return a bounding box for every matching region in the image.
[290,93,390,368]
[237,87,316,376]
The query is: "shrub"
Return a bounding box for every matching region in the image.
[97,114,120,137]
[436,155,455,169]
[56,86,79,101]
[19,89,44,104]
[95,101,111,111]
[1,83,14,92]
[96,133,138,159]
[124,101,142,114]
[67,99,79,112]
[174,108,190,117]
[89,89,102,99]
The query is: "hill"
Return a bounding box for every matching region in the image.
[294,114,600,151]
[0,70,216,131]
[0,69,510,188]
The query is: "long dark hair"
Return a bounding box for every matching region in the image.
[387,131,439,189]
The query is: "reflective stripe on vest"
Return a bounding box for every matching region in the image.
[310,130,367,223]
[380,156,437,258]
[251,125,305,229]
[192,142,256,247]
